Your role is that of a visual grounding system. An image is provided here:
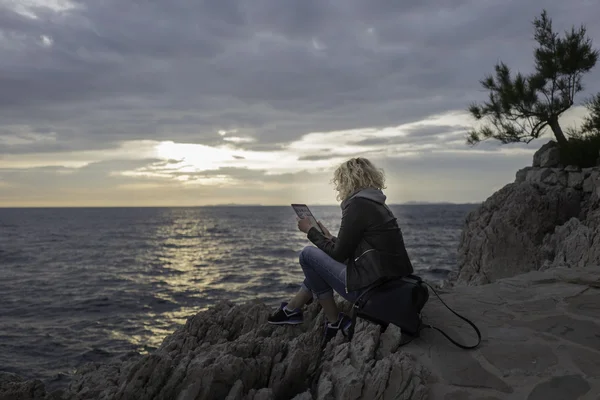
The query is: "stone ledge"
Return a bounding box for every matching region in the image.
[515,166,600,193]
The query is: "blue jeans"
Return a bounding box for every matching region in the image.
[299,246,361,302]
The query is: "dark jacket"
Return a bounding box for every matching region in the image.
[307,188,413,292]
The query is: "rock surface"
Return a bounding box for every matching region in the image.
[541,207,600,270]
[532,141,561,168]
[0,372,52,400]
[3,266,600,400]
[458,144,600,285]
[456,182,581,285]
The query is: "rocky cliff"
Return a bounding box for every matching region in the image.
[457,141,600,285]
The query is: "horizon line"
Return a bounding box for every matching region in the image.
[0,201,481,209]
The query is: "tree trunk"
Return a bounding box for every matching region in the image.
[548,117,568,147]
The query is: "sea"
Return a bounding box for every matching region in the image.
[0,204,476,388]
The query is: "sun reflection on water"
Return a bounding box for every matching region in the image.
[113,207,305,352]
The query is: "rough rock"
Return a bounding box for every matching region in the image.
[457,182,581,285]
[541,216,600,270]
[541,187,600,270]
[460,149,600,284]
[532,141,561,167]
[515,167,532,183]
[0,373,23,387]
[567,172,584,189]
[582,171,597,193]
[525,168,553,184]
[0,373,48,400]
[62,297,428,400]
[517,166,600,189]
[582,170,600,195]
[290,391,312,400]
[4,267,600,400]
[4,297,429,400]
[543,169,567,186]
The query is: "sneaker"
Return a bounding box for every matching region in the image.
[268,302,304,325]
[323,313,353,343]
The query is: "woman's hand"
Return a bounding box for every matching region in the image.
[297,217,314,234]
[317,221,333,239]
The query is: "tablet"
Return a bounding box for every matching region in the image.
[291,204,324,234]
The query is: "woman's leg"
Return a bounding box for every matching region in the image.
[297,246,358,322]
[269,246,356,327]
[317,298,339,323]
[286,288,313,310]
[287,284,338,322]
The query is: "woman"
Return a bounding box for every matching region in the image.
[268,157,414,342]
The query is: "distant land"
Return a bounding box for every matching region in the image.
[397,201,480,206]
[206,202,479,207]
[0,202,480,208]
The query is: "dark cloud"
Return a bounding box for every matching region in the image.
[1,0,599,155]
[295,154,333,161]
[0,159,165,189]
[350,137,389,147]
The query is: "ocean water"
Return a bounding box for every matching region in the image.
[0,204,476,387]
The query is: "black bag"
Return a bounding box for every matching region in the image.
[347,274,481,350]
[349,217,414,293]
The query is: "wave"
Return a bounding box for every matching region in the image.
[205,226,232,235]
[79,347,112,363]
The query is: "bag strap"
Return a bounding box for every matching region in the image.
[347,306,358,341]
[347,282,381,341]
[421,282,481,350]
[347,277,481,350]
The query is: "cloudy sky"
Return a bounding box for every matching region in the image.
[1,0,599,207]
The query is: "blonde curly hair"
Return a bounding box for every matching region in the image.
[332,157,386,201]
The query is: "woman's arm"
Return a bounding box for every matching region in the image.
[316,221,336,242]
[307,200,365,262]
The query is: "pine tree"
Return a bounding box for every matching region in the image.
[580,93,600,135]
[467,10,599,147]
